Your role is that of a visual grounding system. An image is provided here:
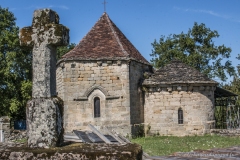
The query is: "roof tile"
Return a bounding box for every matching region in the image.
[143,60,218,85]
[62,12,149,64]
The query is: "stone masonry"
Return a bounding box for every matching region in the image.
[129,61,152,135]
[144,85,216,136]
[20,9,69,148]
[56,12,220,137]
[56,59,151,135]
[143,60,218,136]
[57,12,152,136]
[57,60,131,135]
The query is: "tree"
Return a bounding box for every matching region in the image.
[0,7,75,119]
[150,22,235,82]
[0,6,32,119]
[224,54,240,106]
[57,43,76,60]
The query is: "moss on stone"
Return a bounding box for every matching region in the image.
[19,27,33,47]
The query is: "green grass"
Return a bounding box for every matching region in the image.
[131,135,240,156]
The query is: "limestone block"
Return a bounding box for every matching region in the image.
[110,76,119,80]
[172,94,182,98]
[102,63,108,67]
[166,105,178,110]
[87,77,94,81]
[64,78,71,82]
[163,101,170,106]
[154,102,164,106]
[170,98,181,102]
[169,101,181,106]
[85,67,91,71]
[182,93,190,98]
[181,101,194,106]
[153,109,162,114]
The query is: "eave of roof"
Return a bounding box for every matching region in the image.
[215,87,238,98]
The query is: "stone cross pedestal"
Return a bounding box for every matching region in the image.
[20,9,69,148]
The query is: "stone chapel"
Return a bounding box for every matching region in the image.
[56,12,218,136]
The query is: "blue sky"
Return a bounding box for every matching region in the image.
[1,0,240,82]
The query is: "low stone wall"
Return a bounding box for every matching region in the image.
[0,142,142,160]
[5,130,27,142]
[210,129,240,136]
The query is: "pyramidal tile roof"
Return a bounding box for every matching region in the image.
[143,60,218,85]
[61,12,149,64]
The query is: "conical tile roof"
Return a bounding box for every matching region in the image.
[61,12,149,64]
[143,60,218,85]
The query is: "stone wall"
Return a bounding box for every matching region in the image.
[56,60,131,135]
[143,84,216,136]
[56,63,65,99]
[129,61,151,135]
[210,129,240,136]
[0,143,142,160]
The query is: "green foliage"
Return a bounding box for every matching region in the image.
[223,77,240,106]
[222,53,240,106]
[0,6,75,120]
[151,22,235,82]
[57,43,76,60]
[132,135,240,156]
[214,106,227,129]
[0,6,32,120]
[133,124,145,138]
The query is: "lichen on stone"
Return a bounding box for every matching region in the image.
[32,9,59,28]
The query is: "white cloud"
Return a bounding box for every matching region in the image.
[24,5,69,10]
[174,6,240,23]
[48,5,69,10]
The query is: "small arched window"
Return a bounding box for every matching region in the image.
[178,108,183,124]
[94,97,100,118]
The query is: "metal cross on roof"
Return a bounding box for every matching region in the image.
[102,0,107,12]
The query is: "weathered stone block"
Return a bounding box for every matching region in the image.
[26,97,64,148]
[0,143,142,160]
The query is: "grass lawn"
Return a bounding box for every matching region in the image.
[131,134,240,156]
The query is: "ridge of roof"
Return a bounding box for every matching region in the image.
[105,13,129,58]
[143,60,218,85]
[61,12,150,65]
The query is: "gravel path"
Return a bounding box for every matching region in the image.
[143,146,240,160]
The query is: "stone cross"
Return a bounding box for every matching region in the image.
[20,9,69,98]
[19,9,68,148]
[103,0,108,12]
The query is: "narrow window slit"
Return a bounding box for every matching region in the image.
[178,108,183,124]
[94,97,100,118]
